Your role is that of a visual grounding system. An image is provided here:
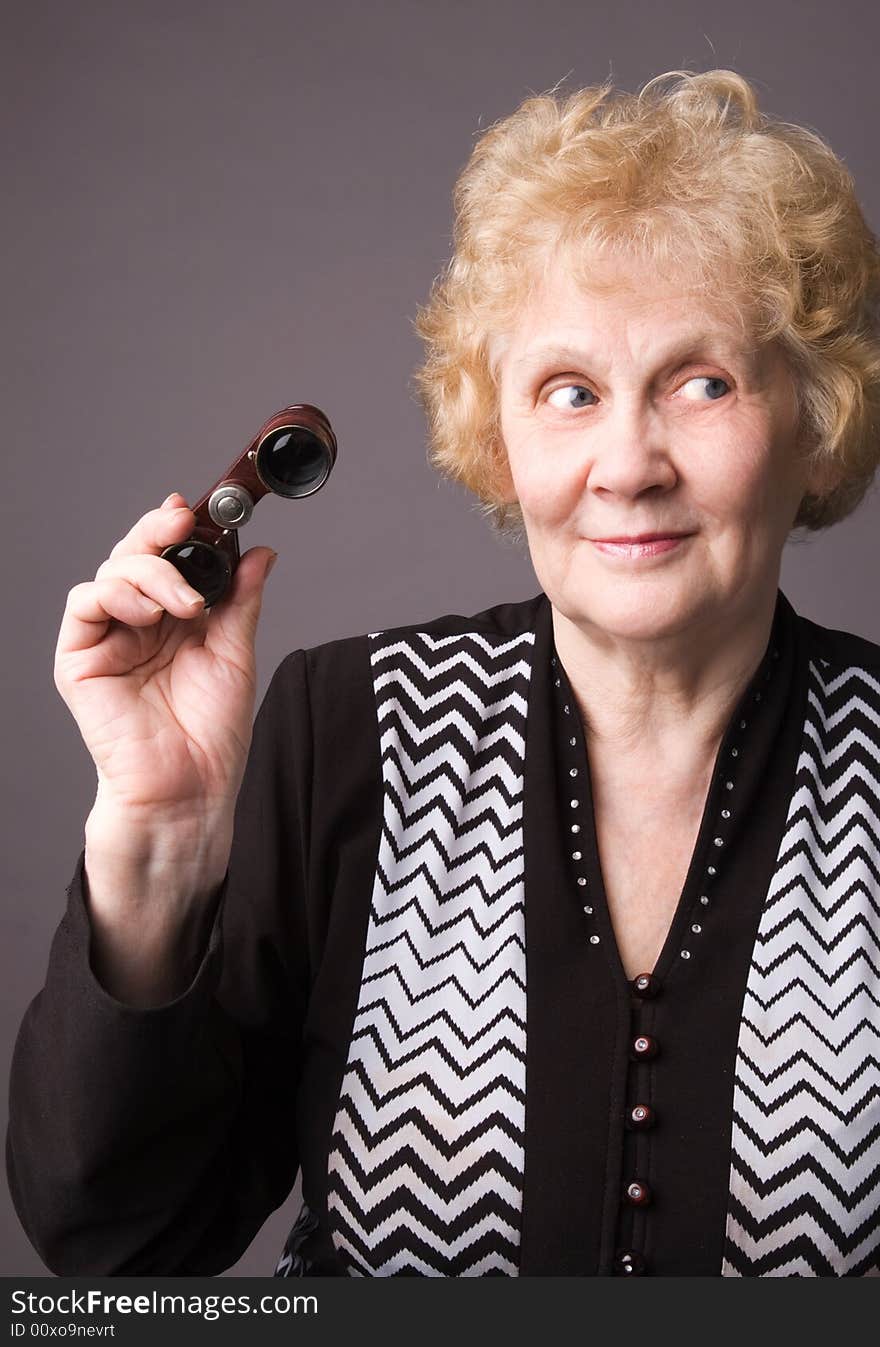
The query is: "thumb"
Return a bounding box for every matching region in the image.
[205,547,278,652]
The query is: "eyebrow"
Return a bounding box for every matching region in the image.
[510,334,760,377]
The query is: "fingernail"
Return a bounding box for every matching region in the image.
[162,493,180,508]
[266,552,279,578]
[176,586,204,607]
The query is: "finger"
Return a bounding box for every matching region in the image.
[57,559,206,660]
[106,495,196,563]
[56,578,166,660]
[94,553,205,612]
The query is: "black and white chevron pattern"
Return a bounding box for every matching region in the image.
[723,657,880,1275]
[325,626,534,1275]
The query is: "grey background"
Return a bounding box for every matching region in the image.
[3,0,878,1276]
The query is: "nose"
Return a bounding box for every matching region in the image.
[585,398,677,500]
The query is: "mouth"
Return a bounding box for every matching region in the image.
[588,533,694,560]
[591,532,692,543]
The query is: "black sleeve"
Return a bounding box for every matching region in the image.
[6,648,314,1276]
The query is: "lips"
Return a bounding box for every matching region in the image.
[589,534,692,559]
[591,533,690,543]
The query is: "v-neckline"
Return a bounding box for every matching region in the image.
[549,601,788,991]
[584,774,714,981]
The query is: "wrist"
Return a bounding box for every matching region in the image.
[85,794,233,867]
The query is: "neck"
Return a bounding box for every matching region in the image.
[550,583,779,778]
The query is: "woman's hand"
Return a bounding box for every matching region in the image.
[53,493,279,1005]
[55,492,277,829]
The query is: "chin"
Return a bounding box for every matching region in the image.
[558,582,710,642]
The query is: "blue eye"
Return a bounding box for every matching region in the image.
[680,376,730,401]
[547,384,596,409]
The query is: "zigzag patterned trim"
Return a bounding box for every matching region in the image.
[325,626,534,1275]
[274,1201,320,1276]
[723,658,880,1275]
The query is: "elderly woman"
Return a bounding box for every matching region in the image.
[8,69,880,1278]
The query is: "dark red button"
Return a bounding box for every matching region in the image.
[624,1179,652,1206]
[631,973,661,998]
[613,1250,647,1276]
[626,1103,656,1130]
[631,1034,659,1061]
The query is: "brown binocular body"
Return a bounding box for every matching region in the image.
[161,404,336,607]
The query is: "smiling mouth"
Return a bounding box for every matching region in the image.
[589,535,693,559]
[591,532,693,543]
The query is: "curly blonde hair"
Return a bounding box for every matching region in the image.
[413,69,880,540]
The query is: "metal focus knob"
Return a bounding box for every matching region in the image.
[208,482,255,529]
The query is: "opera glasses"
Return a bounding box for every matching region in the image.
[161,404,337,608]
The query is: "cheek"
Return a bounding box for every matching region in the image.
[515,465,576,527]
[741,443,803,517]
[504,425,580,522]
[694,428,783,520]
[720,461,765,511]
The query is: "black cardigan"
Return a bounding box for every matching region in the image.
[7,588,880,1276]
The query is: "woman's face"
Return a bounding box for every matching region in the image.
[495,253,823,646]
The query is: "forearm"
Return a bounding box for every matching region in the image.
[8,652,312,1273]
[7,850,248,1274]
[83,803,233,1007]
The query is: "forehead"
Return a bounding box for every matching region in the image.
[499,247,756,369]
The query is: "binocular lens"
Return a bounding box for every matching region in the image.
[256,426,332,498]
[161,540,232,609]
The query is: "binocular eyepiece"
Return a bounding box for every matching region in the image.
[161,404,336,608]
